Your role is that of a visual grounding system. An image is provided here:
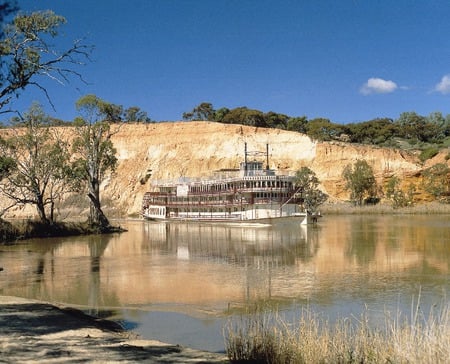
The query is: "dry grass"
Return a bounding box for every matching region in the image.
[224,299,449,363]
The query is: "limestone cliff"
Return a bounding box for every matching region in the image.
[1,121,444,218]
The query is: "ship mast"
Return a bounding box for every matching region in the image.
[243,142,271,176]
[244,142,248,175]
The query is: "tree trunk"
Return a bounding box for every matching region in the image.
[87,187,110,229]
[49,200,54,223]
[36,195,50,225]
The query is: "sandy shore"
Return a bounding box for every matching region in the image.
[0,296,229,363]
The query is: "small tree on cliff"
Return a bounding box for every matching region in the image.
[71,94,118,230]
[342,160,377,206]
[182,102,215,121]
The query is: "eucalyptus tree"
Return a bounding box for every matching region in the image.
[182,102,215,121]
[0,103,70,222]
[71,94,118,229]
[221,107,266,127]
[305,118,347,141]
[264,111,289,129]
[347,118,398,145]
[294,167,328,213]
[102,103,123,123]
[0,7,91,113]
[287,116,308,133]
[213,107,230,122]
[342,160,377,206]
[124,106,151,122]
[394,112,441,143]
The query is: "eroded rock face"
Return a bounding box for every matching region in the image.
[0,121,443,218]
[104,122,425,214]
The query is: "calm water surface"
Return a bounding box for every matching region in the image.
[0,215,448,352]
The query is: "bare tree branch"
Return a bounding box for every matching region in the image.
[0,10,93,113]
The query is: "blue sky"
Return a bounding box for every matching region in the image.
[7,0,450,123]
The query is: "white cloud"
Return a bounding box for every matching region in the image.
[360,77,398,95]
[434,75,450,94]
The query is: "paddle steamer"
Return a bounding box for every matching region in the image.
[142,144,308,224]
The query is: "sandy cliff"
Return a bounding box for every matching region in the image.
[1,121,442,218]
[104,122,425,216]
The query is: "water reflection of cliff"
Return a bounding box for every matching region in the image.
[323,215,449,275]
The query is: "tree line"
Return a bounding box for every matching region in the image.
[182,102,450,149]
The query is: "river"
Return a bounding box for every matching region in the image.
[0,215,448,353]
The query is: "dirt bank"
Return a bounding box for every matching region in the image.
[0,296,228,363]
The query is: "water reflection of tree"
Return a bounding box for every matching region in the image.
[7,234,119,314]
[87,234,112,315]
[345,216,377,265]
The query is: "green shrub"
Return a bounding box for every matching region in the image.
[419,147,439,162]
[441,137,450,147]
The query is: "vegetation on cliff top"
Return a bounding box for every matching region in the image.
[182,102,450,155]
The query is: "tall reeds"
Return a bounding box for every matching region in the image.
[224,299,449,363]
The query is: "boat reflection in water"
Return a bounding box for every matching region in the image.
[146,220,314,262]
[141,220,319,306]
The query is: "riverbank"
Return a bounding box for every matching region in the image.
[0,219,126,244]
[0,296,229,363]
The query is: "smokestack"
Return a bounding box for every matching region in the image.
[245,142,248,174]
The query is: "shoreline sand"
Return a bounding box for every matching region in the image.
[0,296,229,363]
